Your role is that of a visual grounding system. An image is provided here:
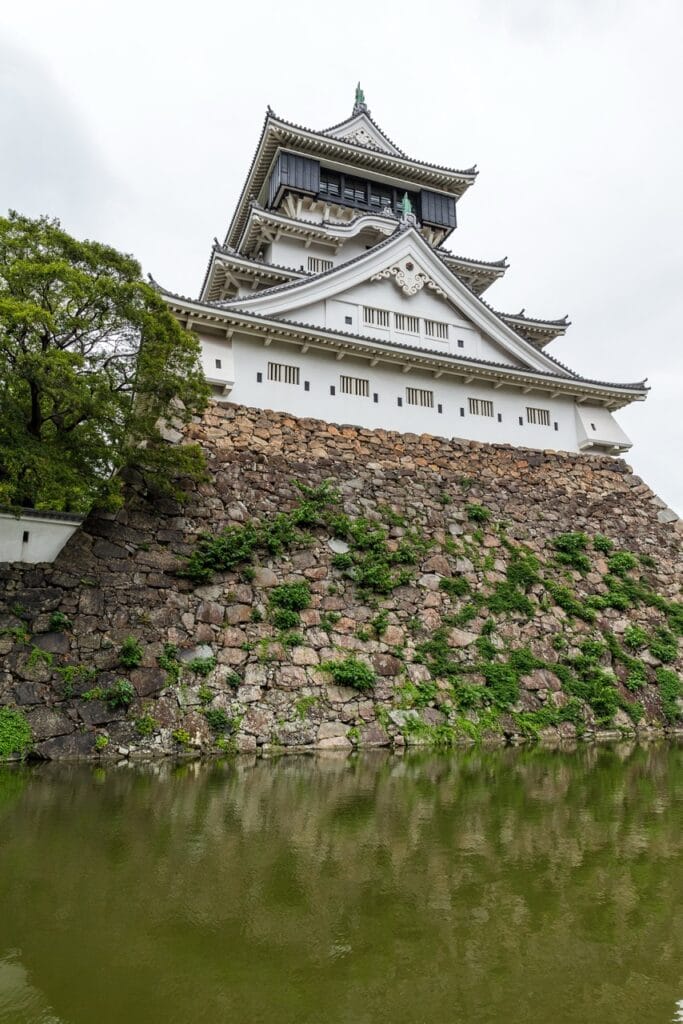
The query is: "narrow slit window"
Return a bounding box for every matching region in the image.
[406,387,434,408]
[394,313,419,334]
[424,319,449,340]
[526,406,551,426]
[363,306,390,328]
[267,361,300,385]
[307,256,333,273]
[468,397,494,417]
[339,375,370,397]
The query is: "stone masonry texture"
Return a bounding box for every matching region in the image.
[1,402,681,761]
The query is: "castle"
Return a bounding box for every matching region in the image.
[159,86,647,455]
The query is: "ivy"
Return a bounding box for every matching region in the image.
[552,533,591,573]
[320,656,376,692]
[0,707,33,760]
[656,669,682,722]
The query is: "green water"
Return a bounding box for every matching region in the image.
[0,745,681,1024]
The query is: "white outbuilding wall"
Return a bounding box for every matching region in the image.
[0,511,83,564]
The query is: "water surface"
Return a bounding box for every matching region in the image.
[1,745,681,1024]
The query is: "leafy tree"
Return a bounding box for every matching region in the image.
[0,211,210,512]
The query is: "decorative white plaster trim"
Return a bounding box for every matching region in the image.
[371,257,447,299]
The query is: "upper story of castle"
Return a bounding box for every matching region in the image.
[158,87,648,456]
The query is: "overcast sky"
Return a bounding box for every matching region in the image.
[2,0,682,512]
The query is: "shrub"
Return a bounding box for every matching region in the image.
[48,611,72,631]
[118,636,143,669]
[656,669,681,721]
[271,607,301,630]
[0,707,33,760]
[172,728,192,747]
[482,663,519,707]
[187,655,217,677]
[439,576,470,599]
[204,708,230,732]
[506,549,540,590]
[320,655,376,692]
[106,679,136,709]
[466,503,491,524]
[486,582,535,618]
[94,734,109,752]
[607,552,639,576]
[649,628,678,664]
[623,625,648,650]
[135,714,157,736]
[295,696,318,720]
[593,535,614,554]
[158,643,181,684]
[370,610,390,637]
[552,533,591,572]
[625,661,647,691]
[269,582,312,612]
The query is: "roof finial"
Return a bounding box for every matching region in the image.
[353,81,369,116]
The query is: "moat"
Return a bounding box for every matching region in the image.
[1,744,681,1024]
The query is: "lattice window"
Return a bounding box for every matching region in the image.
[267,362,300,385]
[340,375,370,397]
[307,256,333,273]
[406,387,434,408]
[468,397,494,417]
[363,306,390,328]
[526,406,551,426]
[395,313,419,334]
[424,319,449,340]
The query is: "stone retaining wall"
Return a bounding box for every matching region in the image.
[1,402,681,760]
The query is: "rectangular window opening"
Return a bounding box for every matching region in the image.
[215,358,222,369]
[267,361,300,385]
[406,387,435,408]
[457,338,465,348]
[304,381,310,392]
[424,319,449,340]
[394,313,419,335]
[307,256,333,274]
[22,531,30,544]
[339,375,370,397]
[526,406,551,426]
[363,305,390,328]
[468,397,494,417]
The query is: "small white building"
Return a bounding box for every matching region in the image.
[0,509,83,565]
[160,87,647,454]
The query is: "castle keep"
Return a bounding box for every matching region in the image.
[159,87,646,454]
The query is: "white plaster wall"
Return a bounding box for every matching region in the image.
[575,405,632,450]
[0,513,82,564]
[268,234,387,273]
[277,277,522,367]
[226,337,588,451]
[196,332,235,387]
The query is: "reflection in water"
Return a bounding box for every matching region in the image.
[0,953,65,1024]
[0,744,681,1024]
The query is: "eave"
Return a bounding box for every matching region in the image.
[225,112,477,251]
[239,205,399,257]
[437,253,509,295]
[160,291,647,411]
[200,246,307,302]
[498,312,570,348]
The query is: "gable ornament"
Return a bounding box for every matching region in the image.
[370,257,447,298]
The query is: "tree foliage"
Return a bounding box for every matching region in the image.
[0,212,210,512]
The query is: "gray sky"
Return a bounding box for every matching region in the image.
[2,0,682,512]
